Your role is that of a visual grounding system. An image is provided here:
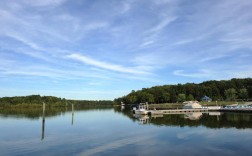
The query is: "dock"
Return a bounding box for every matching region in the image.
[146,108,220,115]
[162,109,209,114]
[146,108,252,115]
[133,102,252,116]
[220,108,252,113]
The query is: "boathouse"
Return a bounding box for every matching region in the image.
[201,96,212,102]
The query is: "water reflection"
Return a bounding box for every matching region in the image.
[115,106,252,129]
[1,106,252,156]
[1,106,252,131]
[150,112,252,128]
[184,112,202,120]
[133,113,167,125]
[72,104,74,126]
[0,105,112,119]
[133,114,150,124]
[121,105,125,111]
[41,103,45,141]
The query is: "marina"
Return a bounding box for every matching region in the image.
[132,101,252,115]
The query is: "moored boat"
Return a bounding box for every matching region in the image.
[134,103,149,115]
[183,101,202,109]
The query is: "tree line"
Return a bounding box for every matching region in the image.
[114,78,252,104]
[0,95,113,107]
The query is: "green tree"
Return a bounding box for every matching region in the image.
[126,95,137,104]
[138,92,154,103]
[186,94,194,101]
[178,94,186,102]
[238,88,248,100]
[161,93,170,103]
[225,88,237,101]
[169,88,177,103]
[114,78,252,104]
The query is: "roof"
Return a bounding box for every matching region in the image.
[201,96,212,100]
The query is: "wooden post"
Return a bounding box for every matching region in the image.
[41,102,45,141]
[72,104,74,126]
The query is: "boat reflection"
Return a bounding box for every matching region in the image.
[121,105,125,111]
[184,112,202,120]
[132,110,226,126]
[184,112,223,120]
[133,114,150,124]
[133,113,165,124]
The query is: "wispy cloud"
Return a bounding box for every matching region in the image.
[19,0,67,7]
[67,53,150,75]
[0,60,113,80]
[173,34,209,46]
[199,54,228,63]
[4,32,45,51]
[120,2,131,14]
[153,0,174,5]
[80,21,108,33]
[147,16,177,33]
[173,65,252,80]
[139,40,155,47]
[140,16,177,47]
[173,70,212,78]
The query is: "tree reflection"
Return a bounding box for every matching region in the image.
[116,106,252,129]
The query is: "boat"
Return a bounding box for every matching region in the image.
[182,101,202,109]
[134,103,149,115]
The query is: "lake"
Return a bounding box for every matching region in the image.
[1,106,252,156]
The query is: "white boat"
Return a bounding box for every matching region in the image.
[183,101,202,109]
[134,103,149,115]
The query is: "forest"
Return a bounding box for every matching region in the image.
[114,78,252,104]
[0,95,113,108]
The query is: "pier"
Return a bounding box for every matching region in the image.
[146,108,252,115]
[162,109,209,114]
[147,108,219,115]
[220,108,252,113]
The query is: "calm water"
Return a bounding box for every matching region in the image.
[1,106,252,156]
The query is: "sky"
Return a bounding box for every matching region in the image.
[0,0,252,100]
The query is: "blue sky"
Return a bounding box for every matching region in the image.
[0,0,252,100]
